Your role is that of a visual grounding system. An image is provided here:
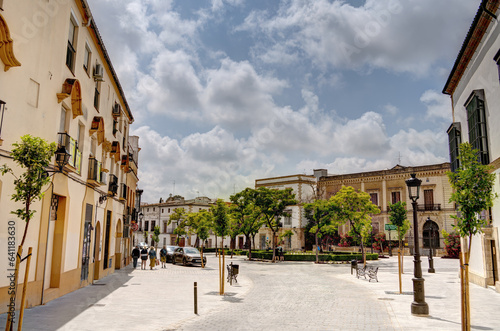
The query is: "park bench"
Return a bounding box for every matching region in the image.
[356,265,379,282]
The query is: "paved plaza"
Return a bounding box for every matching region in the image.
[1,253,500,330]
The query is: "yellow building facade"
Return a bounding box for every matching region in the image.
[0,0,139,313]
[318,163,456,253]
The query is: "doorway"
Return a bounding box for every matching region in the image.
[93,221,101,280]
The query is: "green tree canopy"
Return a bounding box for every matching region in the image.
[1,135,57,246]
[211,198,229,248]
[304,198,337,263]
[256,187,297,262]
[388,201,410,248]
[447,142,497,249]
[229,188,262,259]
[331,186,380,264]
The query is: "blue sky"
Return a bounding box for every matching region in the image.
[87,0,479,203]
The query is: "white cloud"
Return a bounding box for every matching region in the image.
[238,0,478,75]
[420,89,452,120]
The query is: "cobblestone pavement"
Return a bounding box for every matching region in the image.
[173,259,395,331]
[2,253,500,330]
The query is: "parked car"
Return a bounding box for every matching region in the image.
[166,245,178,263]
[172,247,207,266]
[139,242,148,250]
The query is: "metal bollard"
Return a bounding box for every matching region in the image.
[194,282,198,314]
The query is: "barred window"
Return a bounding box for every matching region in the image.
[466,92,489,165]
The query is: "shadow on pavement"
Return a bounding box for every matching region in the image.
[0,265,134,330]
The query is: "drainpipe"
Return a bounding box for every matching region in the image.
[41,179,55,305]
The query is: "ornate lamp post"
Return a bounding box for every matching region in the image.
[405,173,429,315]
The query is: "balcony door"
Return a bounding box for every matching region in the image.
[424,189,433,210]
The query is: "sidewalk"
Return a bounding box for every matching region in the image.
[0,254,251,331]
[335,255,500,330]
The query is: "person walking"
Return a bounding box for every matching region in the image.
[149,246,157,270]
[132,245,140,268]
[160,246,168,268]
[140,246,148,270]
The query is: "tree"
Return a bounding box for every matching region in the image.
[388,201,410,252]
[152,225,160,248]
[230,188,262,260]
[1,135,57,246]
[447,142,497,330]
[185,210,212,267]
[330,186,380,265]
[227,209,243,257]
[169,208,186,245]
[304,198,337,263]
[211,199,229,252]
[1,135,57,329]
[256,187,297,262]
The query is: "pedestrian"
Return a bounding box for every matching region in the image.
[140,246,148,270]
[149,246,157,270]
[279,246,284,261]
[132,245,140,268]
[160,245,167,268]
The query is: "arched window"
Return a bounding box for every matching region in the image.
[423,220,440,248]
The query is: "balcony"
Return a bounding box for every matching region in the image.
[58,132,81,174]
[119,183,128,201]
[87,158,106,186]
[417,204,441,211]
[108,174,118,196]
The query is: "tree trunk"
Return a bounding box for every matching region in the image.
[315,231,319,264]
[246,235,252,260]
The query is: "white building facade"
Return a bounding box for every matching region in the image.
[443,0,500,290]
[0,0,139,312]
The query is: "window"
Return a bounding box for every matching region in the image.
[369,193,378,206]
[145,221,149,232]
[153,207,155,212]
[494,49,500,84]
[284,209,292,226]
[123,124,127,150]
[94,81,100,110]
[447,123,461,172]
[90,136,96,157]
[66,17,77,71]
[168,208,170,213]
[466,91,489,165]
[391,192,400,204]
[151,221,155,230]
[77,122,85,152]
[83,44,91,74]
[162,209,164,213]
[113,118,118,136]
[59,107,70,133]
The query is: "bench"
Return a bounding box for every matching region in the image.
[356,265,379,282]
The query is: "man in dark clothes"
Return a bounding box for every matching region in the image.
[131,245,140,268]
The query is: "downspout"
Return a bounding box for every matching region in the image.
[41,179,55,305]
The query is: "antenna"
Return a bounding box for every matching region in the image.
[397,152,403,165]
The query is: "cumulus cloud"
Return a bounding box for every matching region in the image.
[88,0,462,202]
[238,0,477,75]
[420,89,452,120]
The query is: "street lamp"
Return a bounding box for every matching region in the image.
[54,146,71,171]
[425,217,435,273]
[405,173,429,315]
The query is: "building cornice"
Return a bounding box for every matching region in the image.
[443,0,500,96]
